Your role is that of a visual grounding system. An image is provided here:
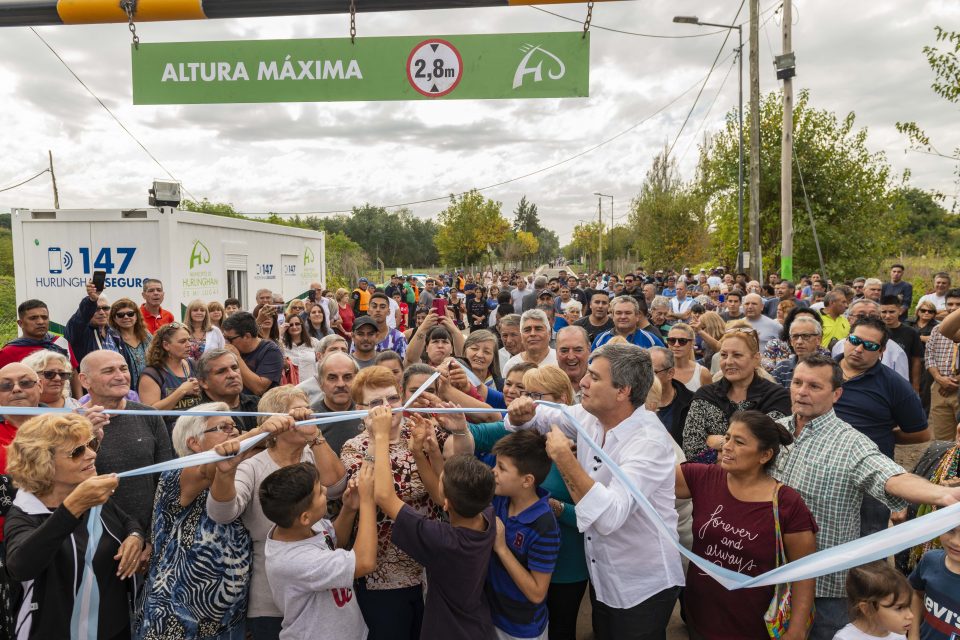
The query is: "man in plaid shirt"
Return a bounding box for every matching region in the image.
[774,353,960,640]
[924,288,960,440]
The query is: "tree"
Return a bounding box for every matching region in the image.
[628,146,708,269]
[513,196,540,233]
[896,27,960,212]
[893,187,960,255]
[180,198,243,217]
[434,190,510,266]
[325,231,367,289]
[698,90,904,280]
[567,220,604,267]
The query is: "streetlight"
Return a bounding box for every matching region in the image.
[673,15,745,275]
[594,192,613,270]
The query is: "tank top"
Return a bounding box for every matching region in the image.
[142,360,201,432]
[683,363,708,393]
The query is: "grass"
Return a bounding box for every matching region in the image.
[0,275,17,344]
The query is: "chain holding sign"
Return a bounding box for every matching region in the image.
[131,32,589,104]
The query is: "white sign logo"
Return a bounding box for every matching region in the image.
[513,44,566,89]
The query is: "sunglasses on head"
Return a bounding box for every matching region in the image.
[67,438,100,459]
[114,310,138,319]
[666,337,692,346]
[848,334,882,352]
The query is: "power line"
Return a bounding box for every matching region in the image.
[28,27,200,203]
[0,168,50,193]
[252,53,733,217]
[678,55,738,163]
[528,5,728,38]
[665,0,746,158]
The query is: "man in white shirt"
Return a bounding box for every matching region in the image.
[506,343,684,640]
[742,293,783,351]
[668,281,694,320]
[502,308,557,376]
[916,271,951,318]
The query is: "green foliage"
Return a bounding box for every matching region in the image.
[896,27,960,212]
[0,276,16,344]
[180,198,243,217]
[698,90,903,280]
[434,190,510,266]
[324,231,366,290]
[893,188,960,255]
[567,220,604,265]
[512,196,560,263]
[317,205,439,267]
[629,146,708,269]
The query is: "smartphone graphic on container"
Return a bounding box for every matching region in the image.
[48,247,63,274]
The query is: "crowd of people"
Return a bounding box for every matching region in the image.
[0,262,957,640]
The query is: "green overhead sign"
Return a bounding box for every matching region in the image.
[131,32,590,104]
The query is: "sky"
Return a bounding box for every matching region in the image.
[0,0,958,248]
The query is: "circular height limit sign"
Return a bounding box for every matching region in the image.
[406,39,463,98]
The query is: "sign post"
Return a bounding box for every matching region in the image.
[132,32,590,104]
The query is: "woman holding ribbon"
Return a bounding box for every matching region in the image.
[339,365,475,640]
[676,410,817,640]
[137,404,290,640]
[206,386,346,640]
[4,413,145,640]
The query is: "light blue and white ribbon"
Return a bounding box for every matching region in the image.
[3,396,951,637]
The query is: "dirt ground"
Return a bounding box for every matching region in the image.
[572,442,934,639]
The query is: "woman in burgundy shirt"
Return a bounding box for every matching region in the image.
[676,410,818,640]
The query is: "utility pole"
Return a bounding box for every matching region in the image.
[596,196,603,272]
[48,150,60,208]
[748,0,761,280]
[778,0,795,281]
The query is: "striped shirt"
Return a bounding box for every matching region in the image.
[486,487,560,638]
[773,410,906,598]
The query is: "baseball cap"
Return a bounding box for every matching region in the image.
[358,277,369,284]
[353,316,378,332]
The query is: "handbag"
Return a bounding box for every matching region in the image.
[764,482,814,638]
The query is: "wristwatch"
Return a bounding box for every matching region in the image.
[310,436,327,447]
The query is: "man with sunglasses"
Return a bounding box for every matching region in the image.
[834,317,929,537]
[65,281,125,368]
[831,300,909,382]
[0,363,42,472]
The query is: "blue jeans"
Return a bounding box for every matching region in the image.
[808,597,848,640]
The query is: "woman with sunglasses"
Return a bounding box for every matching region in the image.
[137,405,289,640]
[340,366,475,640]
[185,299,226,361]
[280,313,322,381]
[5,413,145,640]
[139,323,203,432]
[666,323,713,393]
[109,297,153,392]
[21,350,79,410]
[909,301,939,411]
[682,324,792,464]
[207,386,346,639]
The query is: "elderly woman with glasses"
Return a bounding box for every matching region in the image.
[137,403,290,640]
[21,349,80,410]
[682,324,792,463]
[207,386,345,639]
[339,365,475,640]
[5,413,145,640]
